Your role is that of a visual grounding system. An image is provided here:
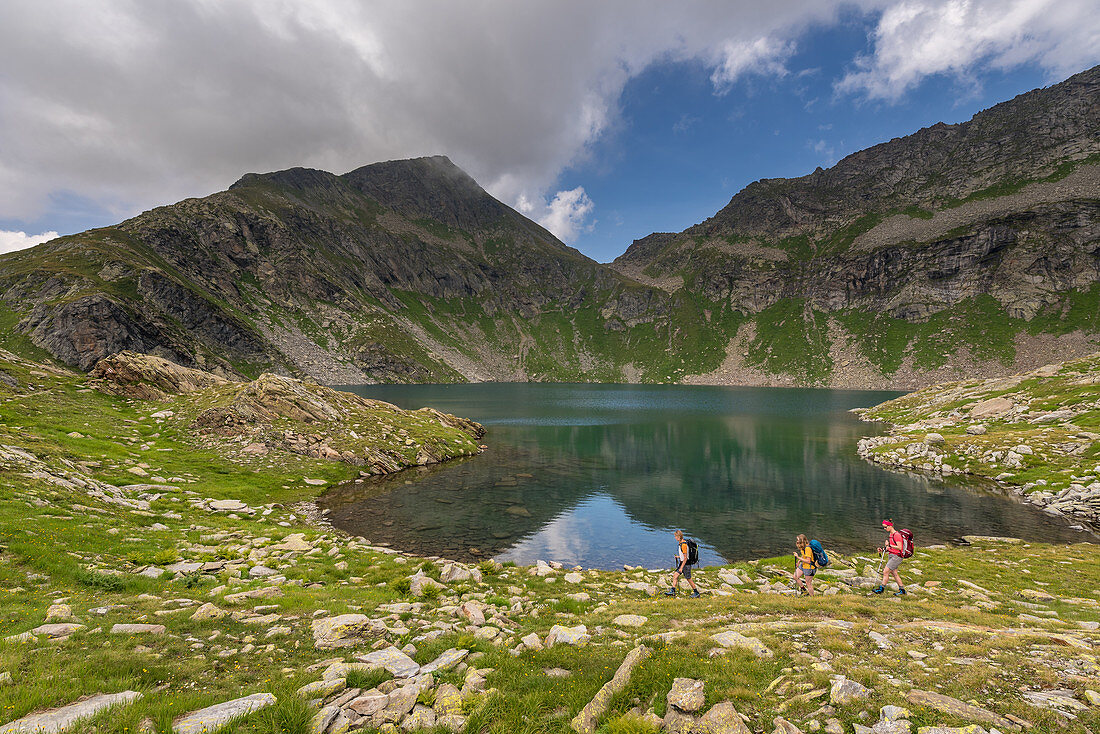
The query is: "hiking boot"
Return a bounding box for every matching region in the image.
[690,590,700,598]
[664,588,676,596]
[894,587,907,596]
[871,585,885,594]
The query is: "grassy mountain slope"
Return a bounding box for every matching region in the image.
[616,65,1100,387]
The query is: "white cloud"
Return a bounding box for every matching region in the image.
[710,37,797,92]
[0,1,853,231]
[838,0,1100,100]
[516,187,595,244]
[0,230,58,254]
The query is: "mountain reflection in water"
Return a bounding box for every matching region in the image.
[320,384,1091,569]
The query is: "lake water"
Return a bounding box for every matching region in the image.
[319,383,1089,569]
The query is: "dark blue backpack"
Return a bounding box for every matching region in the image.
[809,539,829,567]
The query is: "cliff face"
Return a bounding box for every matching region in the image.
[614,65,1100,386]
[3,67,1100,388]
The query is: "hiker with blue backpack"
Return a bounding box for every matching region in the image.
[794,535,829,596]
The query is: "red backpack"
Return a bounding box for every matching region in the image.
[897,529,915,558]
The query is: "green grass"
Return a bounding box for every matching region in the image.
[743,299,833,384]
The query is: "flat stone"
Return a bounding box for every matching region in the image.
[172,693,276,734]
[309,705,339,734]
[110,624,165,635]
[772,717,804,734]
[437,714,467,732]
[311,614,381,649]
[420,648,469,674]
[402,704,436,730]
[346,689,389,716]
[0,691,141,734]
[209,499,247,511]
[271,533,312,552]
[358,646,421,678]
[612,614,648,628]
[30,623,85,639]
[190,603,226,621]
[905,689,1017,731]
[697,701,751,734]
[224,586,283,604]
[521,633,543,651]
[408,572,445,596]
[915,728,990,734]
[248,565,277,578]
[433,684,464,718]
[439,563,472,583]
[377,685,418,723]
[45,604,73,621]
[571,645,651,734]
[711,630,773,658]
[667,677,705,713]
[545,624,590,647]
[564,572,584,583]
[297,677,345,698]
[969,397,1013,419]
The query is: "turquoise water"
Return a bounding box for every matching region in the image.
[319,383,1090,569]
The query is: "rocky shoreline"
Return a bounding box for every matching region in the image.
[854,353,1100,529]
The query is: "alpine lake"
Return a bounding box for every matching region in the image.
[319,383,1091,569]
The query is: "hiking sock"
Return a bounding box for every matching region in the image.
[872,585,885,594]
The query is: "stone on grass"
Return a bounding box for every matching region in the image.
[271,533,312,552]
[459,601,485,625]
[612,614,647,628]
[831,676,872,705]
[696,701,751,734]
[209,499,247,512]
[433,684,464,718]
[248,565,277,578]
[521,633,543,651]
[311,614,380,649]
[772,717,804,734]
[571,645,651,734]
[420,648,469,674]
[347,690,389,717]
[30,623,86,639]
[667,677,705,713]
[439,563,473,583]
[45,603,73,621]
[545,624,590,647]
[172,693,275,734]
[968,397,1013,419]
[905,690,1017,731]
[358,646,421,678]
[0,691,141,734]
[401,705,436,730]
[564,572,584,583]
[378,685,418,723]
[437,714,467,733]
[297,677,345,698]
[408,572,445,596]
[711,630,773,658]
[110,623,165,635]
[309,705,339,734]
[190,603,226,621]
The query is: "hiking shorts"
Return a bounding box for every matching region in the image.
[800,566,816,577]
[676,565,692,579]
[886,554,904,571]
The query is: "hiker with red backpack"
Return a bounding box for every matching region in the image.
[873,520,912,596]
[665,529,700,598]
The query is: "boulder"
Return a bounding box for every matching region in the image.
[172,693,276,734]
[667,677,705,713]
[697,702,751,734]
[0,691,141,734]
[408,572,445,596]
[347,690,389,717]
[190,603,226,621]
[711,630,773,657]
[969,397,1014,419]
[612,614,647,628]
[571,645,651,734]
[110,623,165,635]
[311,614,381,649]
[830,676,872,705]
[420,648,469,674]
[358,646,421,678]
[433,684,464,718]
[401,705,436,730]
[459,601,486,625]
[905,689,1018,731]
[545,624,590,647]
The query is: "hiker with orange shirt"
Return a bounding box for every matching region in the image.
[665,529,700,598]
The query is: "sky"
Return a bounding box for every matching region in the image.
[0,1,1097,262]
